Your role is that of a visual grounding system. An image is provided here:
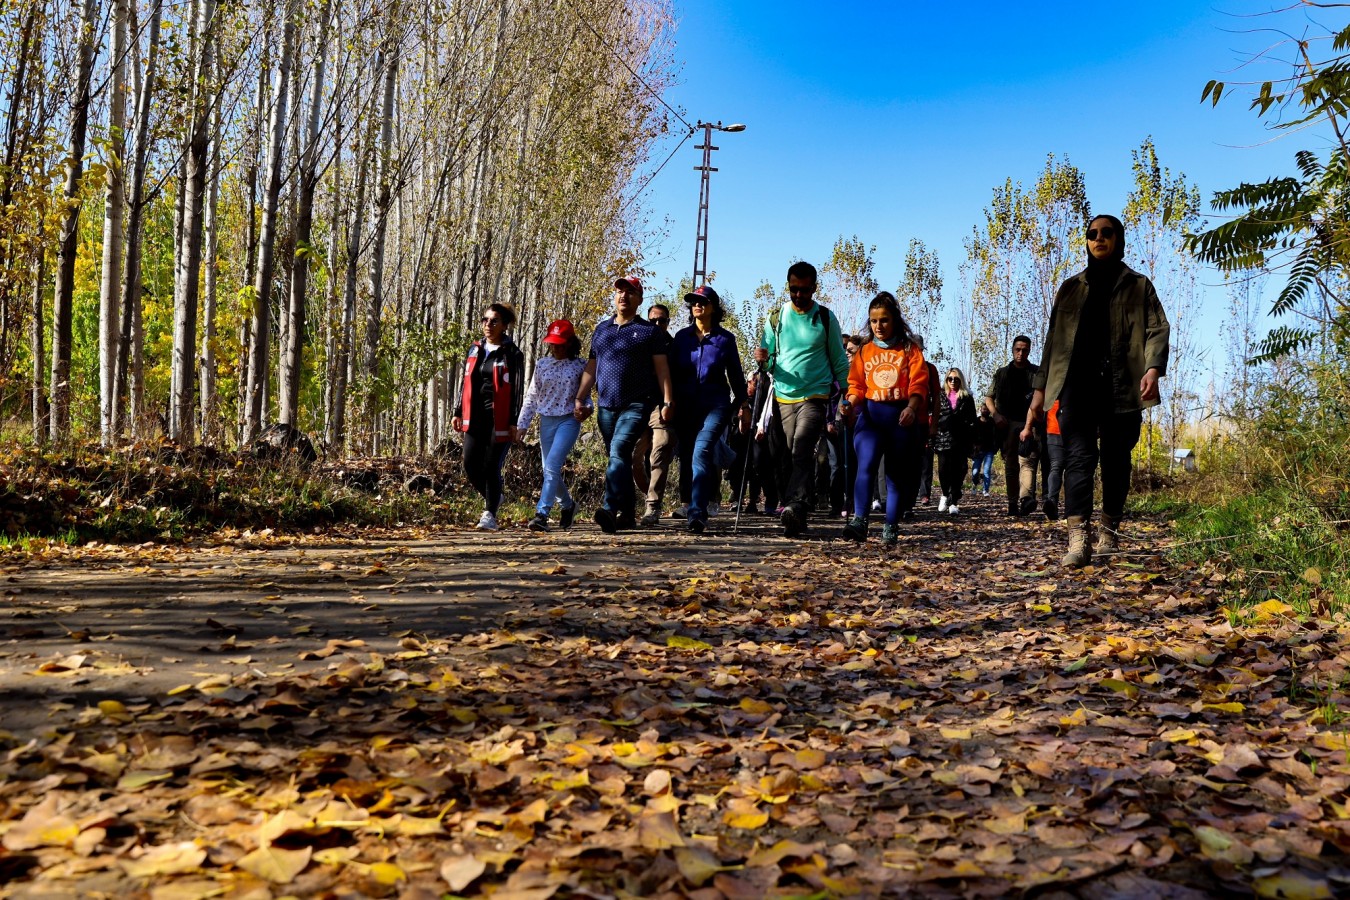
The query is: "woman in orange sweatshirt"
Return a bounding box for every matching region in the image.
[838,292,928,547]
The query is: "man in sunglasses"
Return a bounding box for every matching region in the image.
[574,277,675,533]
[633,303,677,525]
[760,261,850,537]
[1022,214,1170,567]
[985,335,1040,517]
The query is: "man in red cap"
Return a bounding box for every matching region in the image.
[574,276,675,533]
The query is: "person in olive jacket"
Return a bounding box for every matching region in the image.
[1022,214,1170,567]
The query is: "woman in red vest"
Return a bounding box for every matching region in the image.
[453,303,525,530]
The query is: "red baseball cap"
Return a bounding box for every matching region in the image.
[614,275,644,295]
[543,319,576,345]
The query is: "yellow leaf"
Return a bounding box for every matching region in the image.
[1254,871,1333,899]
[668,635,712,651]
[1100,678,1138,698]
[637,810,685,849]
[1203,702,1245,714]
[982,811,1026,835]
[167,684,194,696]
[739,697,774,715]
[235,845,312,883]
[1193,825,1253,865]
[392,814,449,837]
[1161,728,1198,743]
[368,862,406,886]
[1,798,80,851]
[99,699,130,721]
[674,847,724,887]
[440,855,486,892]
[726,572,752,584]
[724,810,769,829]
[793,748,827,770]
[117,770,173,791]
[1252,598,1295,620]
[1303,567,1323,585]
[1059,707,1087,727]
[1314,732,1350,751]
[121,842,207,877]
[540,562,567,575]
[940,727,972,740]
[747,840,817,868]
[1031,603,1053,613]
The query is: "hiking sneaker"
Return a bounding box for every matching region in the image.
[870,499,882,513]
[1043,499,1059,521]
[640,508,661,527]
[476,511,498,531]
[948,504,960,515]
[881,524,900,547]
[593,508,618,534]
[559,504,576,530]
[528,513,549,532]
[687,518,705,535]
[937,495,949,513]
[780,503,805,537]
[842,516,868,542]
[672,504,689,518]
[707,502,720,517]
[1019,495,1038,517]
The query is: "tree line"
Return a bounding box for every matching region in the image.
[0,0,677,454]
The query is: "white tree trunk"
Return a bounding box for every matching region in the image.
[244,4,296,442]
[169,0,216,443]
[98,0,128,445]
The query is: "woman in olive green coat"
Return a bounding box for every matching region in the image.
[1023,214,1170,567]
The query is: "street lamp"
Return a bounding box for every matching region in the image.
[691,121,746,288]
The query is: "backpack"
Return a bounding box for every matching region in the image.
[767,303,842,380]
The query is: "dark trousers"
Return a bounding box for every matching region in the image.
[853,401,910,524]
[937,451,968,504]
[462,427,511,514]
[899,424,928,513]
[919,445,934,501]
[1060,409,1142,519]
[778,398,827,514]
[746,436,779,510]
[1045,433,1065,504]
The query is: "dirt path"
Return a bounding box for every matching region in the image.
[1,492,1346,898]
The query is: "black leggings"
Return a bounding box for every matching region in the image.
[462,427,511,514]
[937,451,968,503]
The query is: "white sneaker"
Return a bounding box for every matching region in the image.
[475,511,498,531]
[707,502,720,517]
[937,495,949,513]
[870,499,882,513]
[948,504,960,515]
[673,504,689,518]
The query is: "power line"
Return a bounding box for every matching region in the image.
[622,126,694,212]
[559,0,692,132]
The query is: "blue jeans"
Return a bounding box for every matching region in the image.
[971,451,995,491]
[597,402,651,517]
[537,414,580,516]
[677,402,731,523]
[853,400,911,525]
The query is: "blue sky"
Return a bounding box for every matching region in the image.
[635,0,1331,363]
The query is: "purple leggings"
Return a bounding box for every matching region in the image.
[852,400,911,524]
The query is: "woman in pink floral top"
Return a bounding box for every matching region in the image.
[517,320,590,531]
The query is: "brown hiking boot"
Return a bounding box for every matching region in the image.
[1062,515,1092,568]
[1095,514,1121,554]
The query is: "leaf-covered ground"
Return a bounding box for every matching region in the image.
[1,493,1348,899]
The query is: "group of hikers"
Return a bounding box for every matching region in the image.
[453,214,1170,568]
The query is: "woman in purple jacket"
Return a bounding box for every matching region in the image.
[669,286,750,533]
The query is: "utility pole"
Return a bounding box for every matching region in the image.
[691,120,745,288]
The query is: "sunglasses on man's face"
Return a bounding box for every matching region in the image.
[1086,226,1116,241]
[788,285,815,296]
[649,317,669,326]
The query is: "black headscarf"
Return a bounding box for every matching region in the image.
[1067,215,1126,408]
